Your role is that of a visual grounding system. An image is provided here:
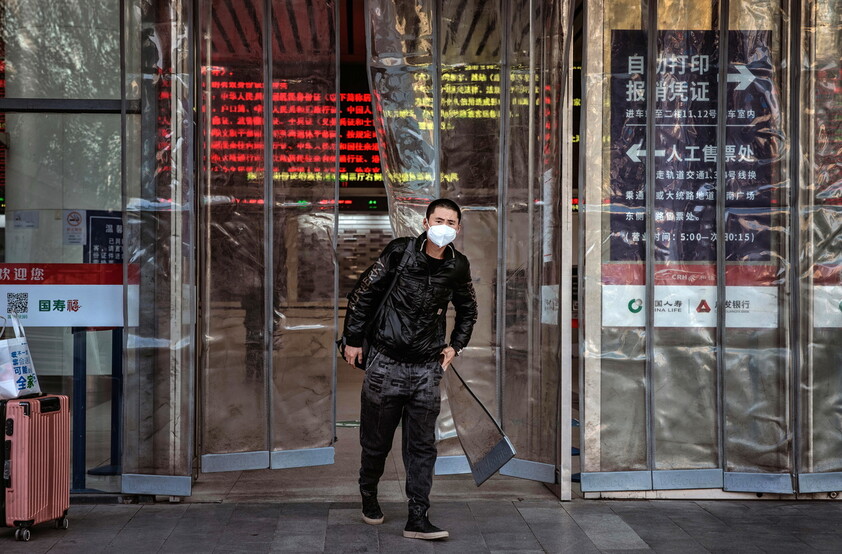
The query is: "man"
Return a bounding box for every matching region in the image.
[341,198,478,540]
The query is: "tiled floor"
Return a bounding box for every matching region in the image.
[3,422,841,552]
[4,498,842,552]
[12,351,838,551]
[186,426,559,504]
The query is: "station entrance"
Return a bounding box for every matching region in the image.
[191,0,572,499]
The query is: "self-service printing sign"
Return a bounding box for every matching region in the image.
[604,30,782,327]
[609,29,776,264]
[0,264,131,327]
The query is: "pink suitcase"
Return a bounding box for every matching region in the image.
[2,394,70,541]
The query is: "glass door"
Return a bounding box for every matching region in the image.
[365,0,572,495]
[580,0,794,493]
[795,0,842,494]
[197,0,339,472]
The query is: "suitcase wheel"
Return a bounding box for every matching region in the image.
[55,517,69,530]
[14,528,31,541]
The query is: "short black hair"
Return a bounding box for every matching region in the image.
[426,198,462,223]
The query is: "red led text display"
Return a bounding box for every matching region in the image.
[202,67,381,186]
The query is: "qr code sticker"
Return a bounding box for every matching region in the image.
[7,292,28,314]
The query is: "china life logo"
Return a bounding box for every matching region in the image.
[628,298,643,313]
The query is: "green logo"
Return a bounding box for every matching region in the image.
[838,300,842,313]
[628,299,643,313]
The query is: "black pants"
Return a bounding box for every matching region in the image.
[359,350,443,511]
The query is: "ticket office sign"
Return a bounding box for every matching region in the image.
[609,29,779,265]
[0,264,134,327]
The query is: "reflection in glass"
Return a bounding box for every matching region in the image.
[123,0,195,478]
[199,0,268,456]
[1,0,121,99]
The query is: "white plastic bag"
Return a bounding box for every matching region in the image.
[0,314,41,400]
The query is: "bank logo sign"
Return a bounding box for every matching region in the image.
[604,285,778,328]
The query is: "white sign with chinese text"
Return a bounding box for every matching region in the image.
[602,285,778,328]
[0,263,131,327]
[12,210,39,229]
[541,285,559,325]
[0,284,123,326]
[813,286,842,328]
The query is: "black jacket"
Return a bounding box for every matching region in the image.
[343,233,478,363]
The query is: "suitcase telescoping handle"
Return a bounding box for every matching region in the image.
[16,397,59,417]
[38,397,60,413]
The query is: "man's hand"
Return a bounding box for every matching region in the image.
[440,346,457,370]
[344,345,364,368]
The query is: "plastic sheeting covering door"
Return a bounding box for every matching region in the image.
[796,0,842,494]
[366,0,573,497]
[197,0,339,473]
[580,0,796,494]
[122,0,196,497]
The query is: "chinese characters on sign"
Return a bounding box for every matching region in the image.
[0,266,45,281]
[38,299,81,312]
[0,264,126,327]
[609,30,778,263]
[603,30,783,327]
[601,282,779,328]
[11,347,37,392]
[85,210,124,264]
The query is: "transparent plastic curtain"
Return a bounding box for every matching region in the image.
[366,0,566,467]
[365,0,437,238]
[437,0,505,458]
[498,0,566,467]
[581,0,649,474]
[581,0,792,483]
[123,0,196,477]
[650,5,720,473]
[269,0,337,452]
[199,0,268,456]
[721,0,791,479]
[798,0,842,477]
[199,0,338,458]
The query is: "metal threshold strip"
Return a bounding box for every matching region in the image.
[582,469,725,492]
[724,472,794,494]
[201,447,335,473]
[797,472,842,494]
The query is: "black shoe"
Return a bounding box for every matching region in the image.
[361,490,384,525]
[403,504,449,540]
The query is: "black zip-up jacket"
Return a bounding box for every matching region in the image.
[343,233,478,363]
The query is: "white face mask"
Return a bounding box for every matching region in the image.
[426,224,457,247]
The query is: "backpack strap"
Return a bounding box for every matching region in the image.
[373,239,414,318]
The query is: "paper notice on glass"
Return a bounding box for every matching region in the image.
[444,365,516,486]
